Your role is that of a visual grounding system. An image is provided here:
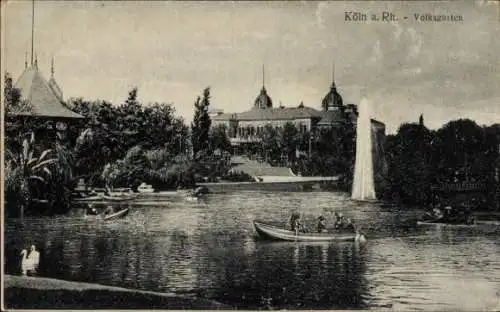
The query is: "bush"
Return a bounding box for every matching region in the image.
[221,171,255,182]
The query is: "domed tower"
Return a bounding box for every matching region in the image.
[321,70,343,112]
[253,65,273,109]
[317,64,346,128]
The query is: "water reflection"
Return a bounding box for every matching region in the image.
[4,191,500,310]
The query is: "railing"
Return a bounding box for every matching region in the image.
[230,137,262,144]
[431,182,487,192]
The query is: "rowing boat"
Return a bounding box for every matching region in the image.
[102,194,136,202]
[417,214,475,226]
[103,208,129,221]
[74,195,104,202]
[253,221,366,242]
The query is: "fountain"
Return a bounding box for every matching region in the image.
[351,97,377,201]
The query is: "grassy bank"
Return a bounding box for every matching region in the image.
[4,275,230,309]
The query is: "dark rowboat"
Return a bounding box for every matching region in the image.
[417,212,475,226]
[253,221,366,242]
[416,219,475,226]
[103,208,129,221]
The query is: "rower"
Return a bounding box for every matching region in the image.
[103,205,114,215]
[317,215,327,233]
[290,213,301,235]
[334,212,344,229]
[86,204,98,215]
[344,218,356,233]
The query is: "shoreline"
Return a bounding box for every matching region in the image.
[3,274,230,309]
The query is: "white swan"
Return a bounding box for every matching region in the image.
[20,245,40,275]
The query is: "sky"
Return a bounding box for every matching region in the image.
[3,0,499,134]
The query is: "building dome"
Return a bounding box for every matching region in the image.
[321,83,343,112]
[254,86,273,109]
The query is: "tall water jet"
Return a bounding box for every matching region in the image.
[351,97,376,201]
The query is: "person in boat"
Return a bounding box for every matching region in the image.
[344,218,356,233]
[432,207,444,219]
[290,213,301,235]
[87,188,98,197]
[317,215,327,233]
[86,204,99,215]
[334,212,344,229]
[443,206,453,220]
[103,205,114,216]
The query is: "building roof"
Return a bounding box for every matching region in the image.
[317,109,346,127]
[48,76,63,101]
[14,66,84,119]
[213,105,323,121]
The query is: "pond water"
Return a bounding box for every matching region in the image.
[4,191,500,310]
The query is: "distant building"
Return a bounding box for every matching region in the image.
[212,67,386,158]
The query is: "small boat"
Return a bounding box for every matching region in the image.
[253,221,366,242]
[185,195,200,202]
[417,210,475,226]
[74,195,104,202]
[102,193,136,202]
[417,217,475,226]
[103,208,129,221]
[138,183,155,193]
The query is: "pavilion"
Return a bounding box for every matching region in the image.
[6,58,85,145]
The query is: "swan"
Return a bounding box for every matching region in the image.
[20,245,40,275]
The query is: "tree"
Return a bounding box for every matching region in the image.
[4,72,22,111]
[431,119,486,183]
[116,87,143,152]
[191,87,212,157]
[116,145,150,190]
[101,161,122,192]
[280,122,299,164]
[384,122,433,204]
[211,125,231,153]
[258,124,281,164]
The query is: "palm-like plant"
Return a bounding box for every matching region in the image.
[5,132,57,218]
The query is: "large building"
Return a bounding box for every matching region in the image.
[212,69,386,156]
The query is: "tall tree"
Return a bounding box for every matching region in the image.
[385,122,433,204]
[191,87,212,157]
[116,87,143,152]
[4,72,22,111]
[211,125,231,153]
[258,124,281,164]
[280,122,299,164]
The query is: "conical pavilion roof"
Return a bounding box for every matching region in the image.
[14,66,83,119]
[48,76,63,101]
